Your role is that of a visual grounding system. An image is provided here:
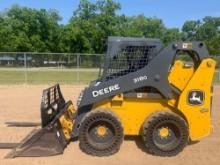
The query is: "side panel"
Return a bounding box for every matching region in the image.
[168,60,194,91]
[177,59,216,140]
[93,96,173,135]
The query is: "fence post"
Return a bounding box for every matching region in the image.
[77,53,80,84]
[24,52,27,84]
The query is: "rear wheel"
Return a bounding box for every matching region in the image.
[142,111,189,156]
[79,110,124,156]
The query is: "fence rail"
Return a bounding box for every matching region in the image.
[0,52,219,84]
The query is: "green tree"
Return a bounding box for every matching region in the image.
[0,5,62,52]
[182,20,200,40]
[162,28,181,45]
[182,17,220,54]
[0,1,220,56]
[67,0,121,53]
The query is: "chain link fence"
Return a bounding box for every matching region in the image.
[0,52,219,84]
[0,52,103,84]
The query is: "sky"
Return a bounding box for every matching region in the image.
[0,0,220,28]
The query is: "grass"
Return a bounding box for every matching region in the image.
[0,68,99,85]
[0,68,219,85]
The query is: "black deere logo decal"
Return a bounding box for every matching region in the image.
[188,90,204,106]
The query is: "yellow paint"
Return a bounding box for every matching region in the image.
[168,60,194,91]
[159,127,169,138]
[92,58,216,141]
[59,103,76,140]
[177,59,216,140]
[93,97,172,135]
[96,126,107,136]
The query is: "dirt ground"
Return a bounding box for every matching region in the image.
[0,85,220,165]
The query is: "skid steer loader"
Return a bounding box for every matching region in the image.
[2,37,216,158]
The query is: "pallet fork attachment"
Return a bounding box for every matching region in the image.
[5,122,40,127]
[2,84,76,158]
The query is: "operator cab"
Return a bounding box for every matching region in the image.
[98,37,163,82]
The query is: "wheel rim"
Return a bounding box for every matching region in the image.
[88,121,115,144]
[79,111,124,156]
[152,121,181,151]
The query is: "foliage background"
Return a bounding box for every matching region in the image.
[0,0,220,55]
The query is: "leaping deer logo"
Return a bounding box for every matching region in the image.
[189,92,202,103]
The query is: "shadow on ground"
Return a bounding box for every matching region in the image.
[124,136,147,153]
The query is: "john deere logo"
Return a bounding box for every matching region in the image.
[188,90,204,106]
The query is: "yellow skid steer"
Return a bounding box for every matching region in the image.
[1,37,216,158]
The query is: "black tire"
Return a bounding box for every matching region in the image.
[79,110,124,156]
[142,111,189,156]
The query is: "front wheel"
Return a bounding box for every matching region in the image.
[142,111,189,156]
[79,110,124,156]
